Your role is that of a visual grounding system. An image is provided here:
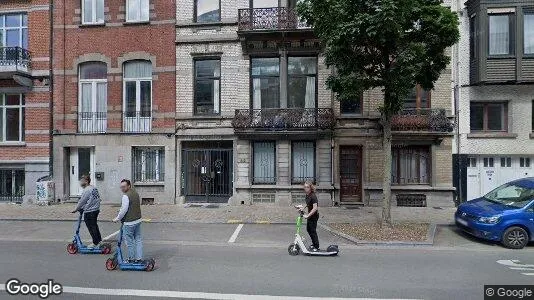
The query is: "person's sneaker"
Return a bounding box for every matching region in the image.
[309,246,319,252]
[87,243,96,248]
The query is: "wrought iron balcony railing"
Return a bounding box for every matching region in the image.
[232,108,335,130]
[0,47,31,70]
[123,111,152,133]
[238,7,310,32]
[391,108,454,132]
[78,112,107,133]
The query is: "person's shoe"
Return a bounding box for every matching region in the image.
[87,243,96,248]
[310,247,320,252]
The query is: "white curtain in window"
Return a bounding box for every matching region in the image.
[96,0,105,22]
[124,60,152,78]
[254,142,275,183]
[252,78,262,109]
[489,15,509,55]
[96,82,107,113]
[213,65,220,114]
[525,14,534,54]
[304,76,315,108]
[81,83,92,113]
[292,142,314,182]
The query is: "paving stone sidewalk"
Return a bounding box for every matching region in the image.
[0,202,456,225]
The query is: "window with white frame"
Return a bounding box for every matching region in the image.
[520,157,531,168]
[79,62,107,133]
[467,157,477,168]
[0,14,28,49]
[0,94,24,142]
[126,0,150,22]
[253,141,276,184]
[82,0,105,25]
[500,157,512,168]
[123,60,152,132]
[291,141,315,183]
[132,147,165,182]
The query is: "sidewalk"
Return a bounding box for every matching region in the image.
[0,202,456,225]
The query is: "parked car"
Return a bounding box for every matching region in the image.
[455,177,534,249]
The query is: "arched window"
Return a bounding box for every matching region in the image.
[123,60,152,132]
[79,62,107,133]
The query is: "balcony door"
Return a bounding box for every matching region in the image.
[79,62,107,133]
[123,60,152,132]
[69,147,95,196]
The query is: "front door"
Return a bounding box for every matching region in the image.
[182,145,233,203]
[69,147,94,196]
[339,146,362,203]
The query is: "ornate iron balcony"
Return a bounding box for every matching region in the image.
[232,108,335,131]
[238,7,310,32]
[391,108,454,132]
[0,47,31,70]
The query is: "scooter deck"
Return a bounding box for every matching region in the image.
[303,250,339,256]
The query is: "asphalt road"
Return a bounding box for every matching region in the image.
[0,221,533,300]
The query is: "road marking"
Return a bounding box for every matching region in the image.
[497,260,534,276]
[103,230,120,241]
[0,284,420,300]
[228,224,244,243]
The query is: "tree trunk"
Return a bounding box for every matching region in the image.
[381,115,393,227]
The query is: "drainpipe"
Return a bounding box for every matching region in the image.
[454,0,462,203]
[48,0,54,177]
[330,136,335,206]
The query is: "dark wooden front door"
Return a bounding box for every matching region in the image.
[340,146,362,203]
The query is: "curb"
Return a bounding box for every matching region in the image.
[0,218,294,225]
[319,223,436,246]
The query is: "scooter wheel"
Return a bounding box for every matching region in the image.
[145,259,155,272]
[288,243,300,256]
[101,243,112,255]
[105,258,118,271]
[67,243,78,254]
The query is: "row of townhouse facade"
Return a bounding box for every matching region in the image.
[3,0,531,207]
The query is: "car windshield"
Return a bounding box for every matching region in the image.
[484,183,534,208]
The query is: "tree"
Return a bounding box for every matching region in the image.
[299,0,459,226]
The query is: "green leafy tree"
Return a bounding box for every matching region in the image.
[299,0,459,225]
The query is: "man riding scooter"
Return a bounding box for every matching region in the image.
[112,179,144,263]
[72,175,102,248]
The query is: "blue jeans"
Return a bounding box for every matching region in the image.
[123,222,143,260]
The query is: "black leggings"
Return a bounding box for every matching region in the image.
[306,214,319,249]
[84,210,102,245]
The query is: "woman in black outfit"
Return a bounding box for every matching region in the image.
[303,180,320,251]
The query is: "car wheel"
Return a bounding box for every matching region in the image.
[502,226,529,249]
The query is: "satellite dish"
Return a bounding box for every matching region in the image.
[13,75,33,88]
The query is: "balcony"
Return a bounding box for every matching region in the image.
[232,108,334,139]
[390,109,454,142]
[77,112,107,134]
[238,7,310,32]
[123,111,152,133]
[0,47,31,79]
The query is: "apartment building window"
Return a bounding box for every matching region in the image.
[123,60,152,132]
[252,0,279,8]
[79,62,107,133]
[251,57,280,108]
[126,0,149,22]
[292,141,315,183]
[288,57,316,108]
[525,12,534,54]
[488,13,514,56]
[470,15,477,59]
[0,14,28,49]
[253,141,276,184]
[340,95,363,115]
[0,94,24,142]
[520,157,531,168]
[82,0,105,25]
[500,157,512,168]
[194,59,220,115]
[132,147,165,182]
[0,169,24,201]
[470,102,507,132]
[391,146,430,185]
[467,157,477,168]
[404,85,430,109]
[483,157,494,168]
[195,0,220,23]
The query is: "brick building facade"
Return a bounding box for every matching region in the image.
[174,0,455,207]
[0,1,51,203]
[52,0,176,203]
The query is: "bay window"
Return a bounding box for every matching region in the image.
[0,94,24,142]
[525,13,534,54]
[123,60,152,132]
[488,13,514,56]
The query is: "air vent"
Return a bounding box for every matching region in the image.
[396,194,426,207]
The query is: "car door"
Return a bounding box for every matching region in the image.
[525,203,534,240]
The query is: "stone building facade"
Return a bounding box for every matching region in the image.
[0,0,51,203]
[52,0,176,203]
[174,0,456,207]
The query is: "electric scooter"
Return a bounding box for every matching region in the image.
[67,212,112,255]
[288,206,339,256]
[105,223,155,272]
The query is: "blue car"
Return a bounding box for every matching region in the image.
[455,177,534,249]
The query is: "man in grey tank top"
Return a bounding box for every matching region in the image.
[113,179,143,262]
